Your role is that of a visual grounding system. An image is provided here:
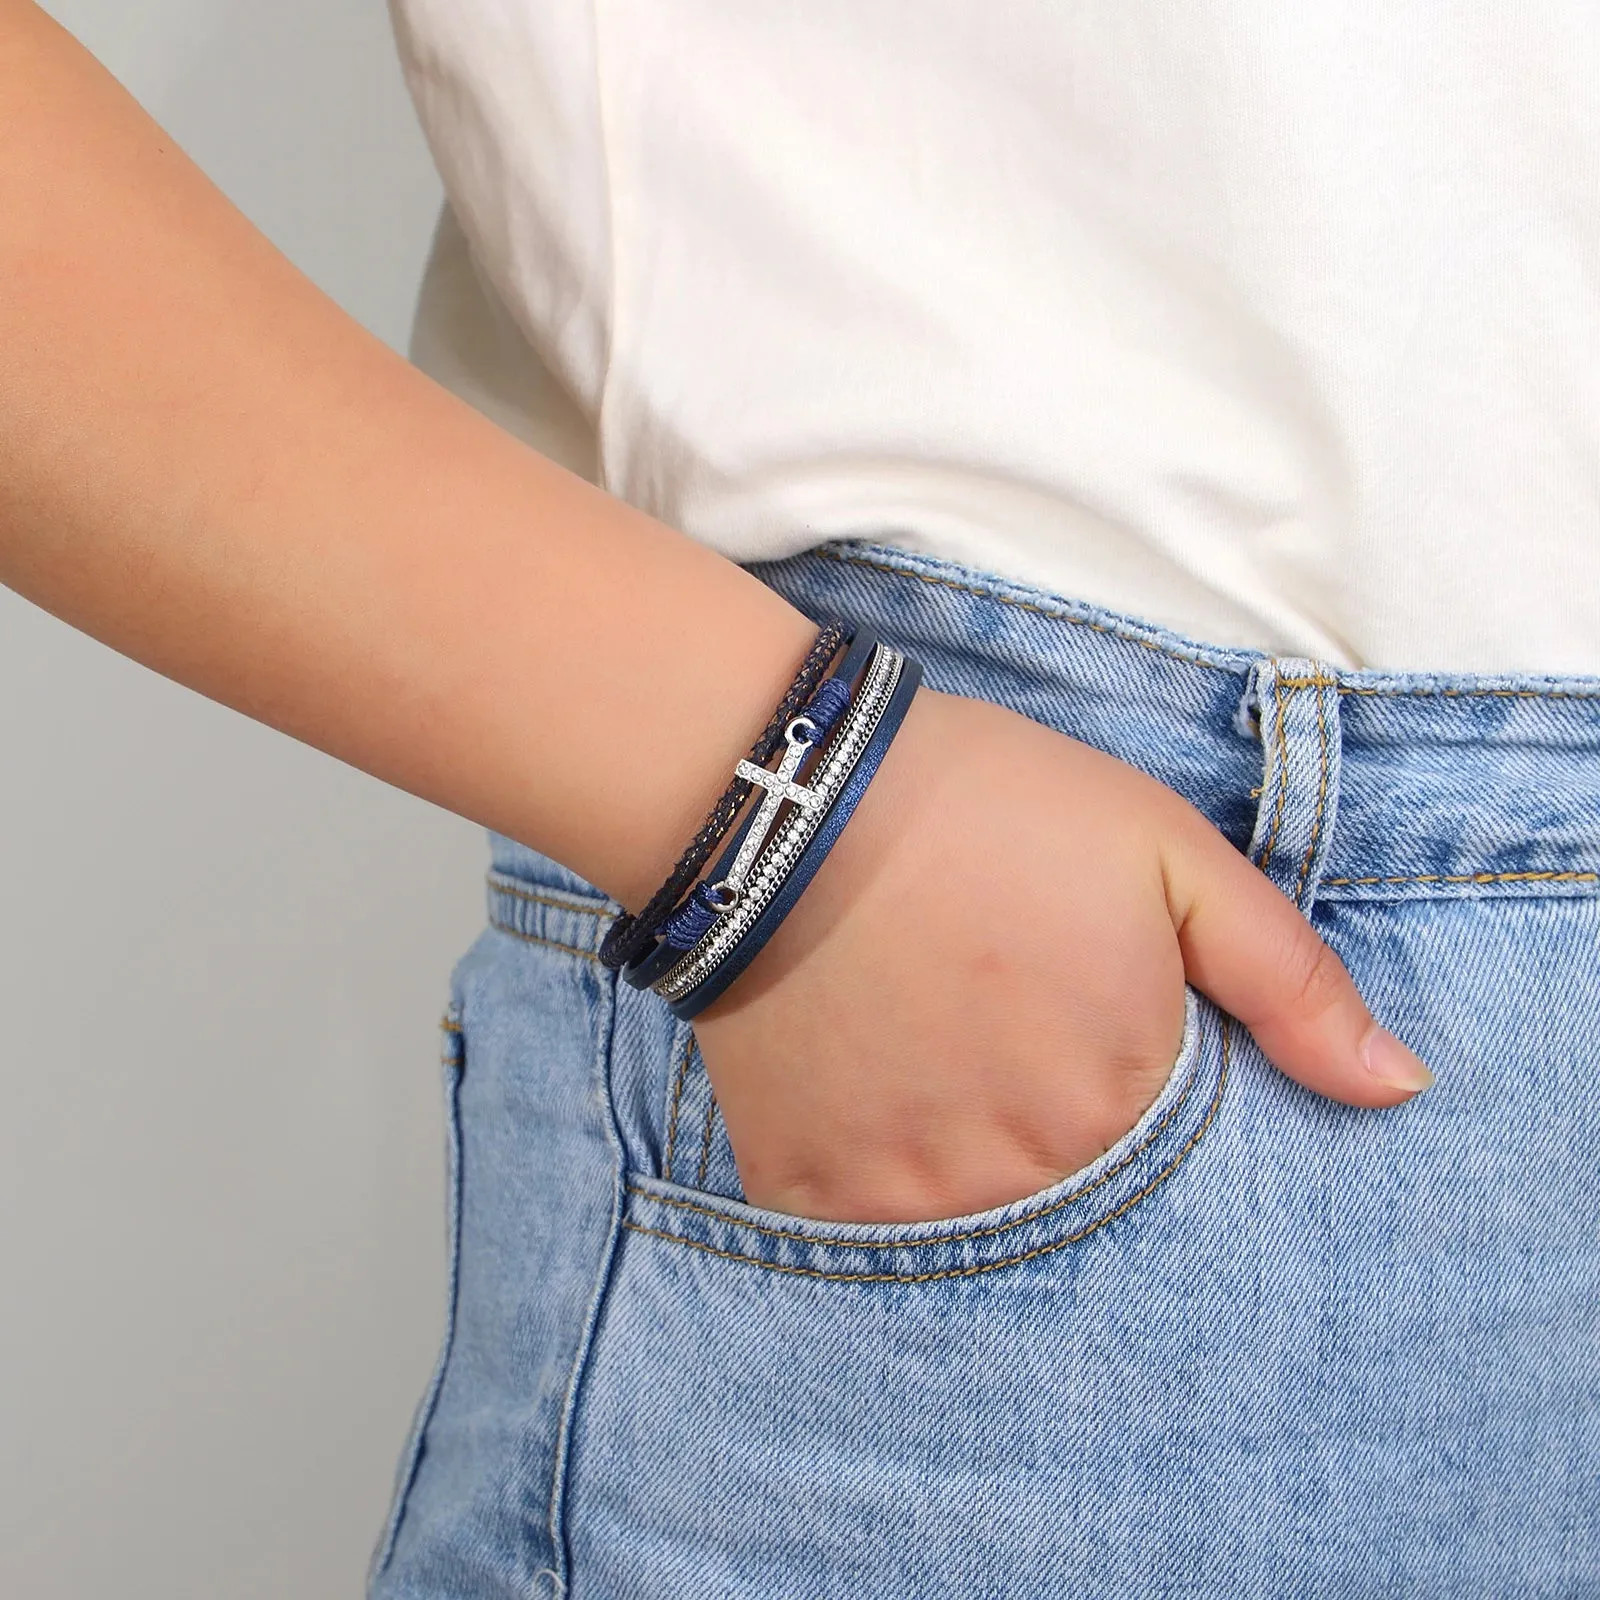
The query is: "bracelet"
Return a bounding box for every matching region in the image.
[648,639,921,1018]
[625,635,923,1020]
[597,618,851,970]
[620,628,880,993]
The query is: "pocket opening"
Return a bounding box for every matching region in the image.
[622,989,1230,1284]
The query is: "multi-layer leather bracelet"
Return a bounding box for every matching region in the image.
[615,624,923,1020]
[597,619,851,973]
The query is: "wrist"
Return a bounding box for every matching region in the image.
[575,588,824,912]
[693,680,954,1015]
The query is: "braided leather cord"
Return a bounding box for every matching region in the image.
[655,668,858,952]
[597,619,850,970]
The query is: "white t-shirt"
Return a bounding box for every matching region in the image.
[390,1,1600,674]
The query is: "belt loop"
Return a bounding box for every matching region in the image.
[1243,657,1344,915]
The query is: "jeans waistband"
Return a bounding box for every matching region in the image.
[727,540,1600,909]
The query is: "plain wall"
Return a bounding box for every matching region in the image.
[0,5,484,1595]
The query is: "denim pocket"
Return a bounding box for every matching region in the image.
[622,986,1231,1284]
[368,1007,467,1584]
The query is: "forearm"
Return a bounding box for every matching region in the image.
[0,1,815,908]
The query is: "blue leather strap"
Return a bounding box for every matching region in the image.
[620,630,876,992]
[620,789,765,991]
[664,647,923,1021]
[620,627,881,993]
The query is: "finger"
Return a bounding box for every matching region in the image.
[1159,816,1433,1109]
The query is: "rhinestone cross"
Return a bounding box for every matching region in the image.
[712,719,828,906]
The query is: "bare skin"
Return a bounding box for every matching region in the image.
[0,3,1429,1226]
[695,688,1430,1220]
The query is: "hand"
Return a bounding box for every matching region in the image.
[689,686,1432,1224]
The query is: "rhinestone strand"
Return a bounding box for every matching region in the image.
[655,646,904,1002]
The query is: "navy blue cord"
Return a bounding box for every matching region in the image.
[801,674,852,735]
[665,649,923,1020]
[598,618,851,970]
[659,882,724,951]
[655,657,855,951]
[626,629,881,987]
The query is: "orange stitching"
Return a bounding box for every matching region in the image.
[1322,870,1599,887]
[1276,675,1342,690]
[661,1033,694,1181]
[1256,684,1295,875]
[1337,685,1600,700]
[1293,682,1332,906]
[696,1093,718,1189]
[439,1016,463,1071]
[488,875,613,918]
[621,1023,1231,1283]
[813,546,1600,701]
[486,915,603,965]
[626,1012,1205,1250]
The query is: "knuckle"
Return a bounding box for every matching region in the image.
[1278,931,1351,1022]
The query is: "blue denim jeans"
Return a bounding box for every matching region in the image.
[369,540,1600,1599]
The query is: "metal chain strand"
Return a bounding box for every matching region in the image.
[597,619,850,969]
[654,646,903,1003]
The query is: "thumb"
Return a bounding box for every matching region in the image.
[1160,816,1433,1109]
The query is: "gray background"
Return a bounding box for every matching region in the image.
[0,4,482,1594]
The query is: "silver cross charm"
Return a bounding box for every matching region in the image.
[705,716,828,910]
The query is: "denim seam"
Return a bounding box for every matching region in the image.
[660,1031,695,1182]
[489,875,613,917]
[619,1023,1230,1283]
[818,545,1600,700]
[816,546,1240,672]
[545,963,627,1594]
[488,917,604,966]
[1338,685,1600,700]
[1292,683,1333,906]
[1256,684,1296,875]
[1272,671,1600,704]
[695,1094,718,1189]
[623,1010,1206,1251]
[1322,870,1598,887]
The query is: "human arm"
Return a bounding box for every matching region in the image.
[0,0,816,910]
[0,1,1429,1224]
